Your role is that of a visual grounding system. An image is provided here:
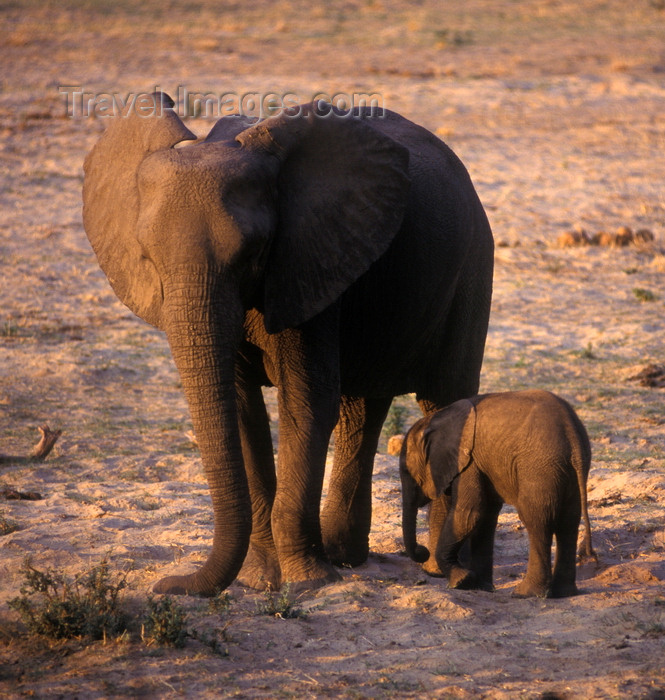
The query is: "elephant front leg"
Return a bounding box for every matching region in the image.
[423,495,449,576]
[321,395,392,567]
[467,495,503,592]
[435,472,485,590]
[435,512,478,590]
[272,382,342,591]
[234,354,281,591]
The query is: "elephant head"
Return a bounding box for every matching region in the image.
[400,400,476,565]
[83,93,410,595]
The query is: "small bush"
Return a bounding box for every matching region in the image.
[143,596,188,648]
[255,584,305,619]
[633,288,658,302]
[8,558,128,641]
[0,511,19,535]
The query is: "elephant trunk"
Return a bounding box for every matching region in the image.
[153,266,250,596]
[400,454,430,564]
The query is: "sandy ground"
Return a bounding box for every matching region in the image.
[1,1,665,697]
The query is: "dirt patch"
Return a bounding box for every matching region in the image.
[1,1,665,697]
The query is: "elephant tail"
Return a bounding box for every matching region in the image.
[570,417,596,562]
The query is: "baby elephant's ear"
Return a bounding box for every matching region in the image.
[424,400,477,494]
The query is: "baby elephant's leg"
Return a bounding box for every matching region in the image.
[435,466,485,590]
[550,484,582,597]
[468,491,503,592]
[513,497,554,597]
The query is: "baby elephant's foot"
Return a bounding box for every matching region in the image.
[448,565,478,590]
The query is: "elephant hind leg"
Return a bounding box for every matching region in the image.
[321,395,392,567]
[550,488,582,598]
[513,507,554,598]
[550,529,580,598]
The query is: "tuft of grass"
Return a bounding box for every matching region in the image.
[8,558,128,641]
[142,595,188,648]
[571,342,597,360]
[433,28,474,47]
[1,320,20,337]
[255,584,306,619]
[0,511,20,535]
[633,287,658,302]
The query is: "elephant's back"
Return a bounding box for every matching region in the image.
[339,110,493,398]
[474,391,589,464]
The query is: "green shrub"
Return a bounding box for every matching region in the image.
[633,287,658,302]
[208,590,233,614]
[255,584,305,619]
[8,558,128,640]
[0,511,19,535]
[143,595,188,648]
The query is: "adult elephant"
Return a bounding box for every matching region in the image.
[82,93,493,596]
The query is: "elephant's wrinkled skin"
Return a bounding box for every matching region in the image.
[82,94,493,595]
[400,390,595,598]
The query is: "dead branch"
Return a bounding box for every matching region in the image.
[1,488,42,500]
[0,424,62,465]
[30,424,62,459]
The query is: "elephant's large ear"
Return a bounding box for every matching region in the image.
[82,92,196,328]
[424,400,477,495]
[236,103,410,333]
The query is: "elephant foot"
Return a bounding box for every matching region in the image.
[448,566,478,590]
[280,558,342,594]
[284,570,342,596]
[322,532,369,568]
[235,544,282,591]
[512,578,550,599]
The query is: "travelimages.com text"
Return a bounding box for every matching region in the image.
[59,86,386,119]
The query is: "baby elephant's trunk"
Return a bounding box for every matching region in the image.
[400,447,430,563]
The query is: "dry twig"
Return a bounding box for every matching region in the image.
[0,424,62,465]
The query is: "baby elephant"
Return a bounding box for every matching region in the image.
[400,390,595,598]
